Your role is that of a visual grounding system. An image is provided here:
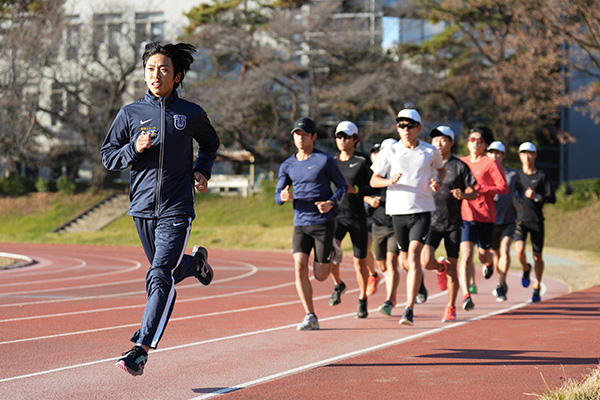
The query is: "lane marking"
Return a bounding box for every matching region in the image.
[188,297,540,399]
[0,261,259,308]
[0,289,540,385]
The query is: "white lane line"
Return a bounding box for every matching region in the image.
[0,261,259,308]
[0,259,142,295]
[188,298,537,400]
[0,271,287,324]
[0,254,143,286]
[0,290,535,385]
[0,279,322,344]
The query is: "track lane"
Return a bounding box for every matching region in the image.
[0,243,573,400]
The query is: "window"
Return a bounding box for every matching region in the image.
[65,15,80,60]
[92,13,123,59]
[134,12,165,57]
[51,84,63,126]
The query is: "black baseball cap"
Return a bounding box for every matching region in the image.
[291,118,316,134]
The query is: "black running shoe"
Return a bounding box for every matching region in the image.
[493,284,507,302]
[356,298,368,319]
[462,295,475,311]
[115,345,147,376]
[416,278,428,304]
[193,245,213,285]
[482,264,493,279]
[399,307,414,326]
[522,264,532,288]
[329,281,346,306]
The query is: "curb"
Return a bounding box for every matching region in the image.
[0,252,34,270]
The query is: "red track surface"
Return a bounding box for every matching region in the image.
[0,243,597,399]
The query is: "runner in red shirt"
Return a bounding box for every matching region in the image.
[458,127,508,311]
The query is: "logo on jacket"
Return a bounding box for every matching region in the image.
[173,115,187,130]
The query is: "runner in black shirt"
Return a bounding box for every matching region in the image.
[364,138,403,316]
[421,126,477,322]
[328,121,373,318]
[514,142,556,303]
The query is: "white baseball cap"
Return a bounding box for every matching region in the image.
[380,138,398,149]
[518,142,537,153]
[335,121,358,136]
[429,126,455,141]
[395,109,422,124]
[487,141,506,153]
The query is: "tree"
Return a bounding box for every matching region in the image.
[0,0,65,177]
[183,0,428,163]
[36,4,139,190]
[529,0,600,124]
[407,0,572,147]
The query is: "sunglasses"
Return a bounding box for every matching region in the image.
[335,132,354,140]
[469,137,485,144]
[397,122,419,130]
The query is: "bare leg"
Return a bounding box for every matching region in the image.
[354,257,369,300]
[459,241,474,297]
[532,252,544,288]
[405,241,424,309]
[293,252,313,314]
[329,239,342,285]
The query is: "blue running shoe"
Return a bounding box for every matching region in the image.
[522,264,532,288]
[532,287,541,303]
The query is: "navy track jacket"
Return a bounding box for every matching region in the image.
[101,90,220,219]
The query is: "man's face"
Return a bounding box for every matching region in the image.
[335,132,357,152]
[519,151,537,166]
[293,130,316,150]
[396,119,421,143]
[487,149,505,162]
[467,131,486,156]
[144,53,181,98]
[431,135,453,158]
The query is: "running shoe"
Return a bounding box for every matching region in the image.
[399,307,414,326]
[522,264,532,288]
[441,305,456,322]
[462,294,475,311]
[482,263,493,279]
[332,241,343,264]
[356,298,368,319]
[468,284,478,294]
[192,245,213,285]
[532,287,541,303]
[329,281,346,306]
[436,257,448,291]
[297,313,320,331]
[366,273,380,296]
[378,300,394,316]
[416,278,428,303]
[493,283,507,302]
[115,345,148,376]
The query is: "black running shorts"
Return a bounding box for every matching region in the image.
[391,212,431,252]
[292,221,335,263]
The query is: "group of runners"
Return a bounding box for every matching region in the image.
[275,110,556,331]
[103,41,555,376]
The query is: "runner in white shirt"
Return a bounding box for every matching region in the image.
[370,109,445,326]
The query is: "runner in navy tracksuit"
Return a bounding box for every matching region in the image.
[101,42,220,376]
[275,117,348,331]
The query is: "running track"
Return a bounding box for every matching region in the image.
[1,243,598,399]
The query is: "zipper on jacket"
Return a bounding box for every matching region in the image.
[155,98,166,217]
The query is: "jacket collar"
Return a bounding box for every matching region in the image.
[144,90,179,107]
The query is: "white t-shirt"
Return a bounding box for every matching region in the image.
[371,140,444,215]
